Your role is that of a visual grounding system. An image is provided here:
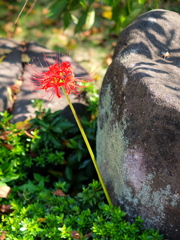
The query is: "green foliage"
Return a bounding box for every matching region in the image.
[0,180,164,239]
[0,108,164,240]
[0,88,98,191]
[26,101,97,191]
[0,149,20,184]
[48,0,160,34]
[0,112,27,185]
[48,0,95,33]
[29,108,75,151]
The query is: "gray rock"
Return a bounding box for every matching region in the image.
[0,86,12,112]
[97,9,180,239]
[0,38,22,112]
[0,38,22,86]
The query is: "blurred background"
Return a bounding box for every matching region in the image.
[0,0,179,84]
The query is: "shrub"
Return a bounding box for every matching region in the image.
[0,180,164,239]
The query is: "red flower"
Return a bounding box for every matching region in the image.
[24,60,94,101]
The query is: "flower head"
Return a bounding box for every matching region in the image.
[24,59,94,101]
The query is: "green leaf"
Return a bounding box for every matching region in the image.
[51,126,62,133]
[38,119,49,128]
[48,0,68,18]
[138,0,146,3]
[2,161,14,172]
[0,182,7,187]
[68,153,78,167]
[79,0,87,9]
[51,116,62,126]
[33,173,49,183]
[75,11,87,33]
[67,0,81,11]
[84,8,95,30]
[58,121,75,129]
[88,0,95,6]
[67,139,78,149]
[71,13,78,24]
[103,0,120,7]
[1,173,19,183]
[63,11,72,29]
[76,174,88,183]
[19,180,37,192]
[77,150,83,162]
[49,135,61,148]
[112,4,120,22]
[77,138,84,150]
[65,166,73,181]
[78,159,91,170]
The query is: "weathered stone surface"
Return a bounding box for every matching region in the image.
[97,9,180,239]
[0,86,11,112]
[0,38,22,112]
[0,38,22,85]
[12,42,89,122]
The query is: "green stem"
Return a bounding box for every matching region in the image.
[62,88,112,206]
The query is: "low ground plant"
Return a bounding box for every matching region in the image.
[0,179,164,239]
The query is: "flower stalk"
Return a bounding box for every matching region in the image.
[25,59,112,205]
[61,87,112,206]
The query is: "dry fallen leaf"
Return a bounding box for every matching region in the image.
[85,231,93,238]
[70,231,80,239]
[1,143,14,150]
[91,27,99,34]
[70,231,92,239]
[37,218,46,223]
[52,189,66,197]
[0,231,6,240]
[48,170,64,177]
[15,26,23,35]
[6,86,13,102]
[10,84,20,94]
[15,119,33,130]
[162,51,170,59]
[0,55,6,63]
[0,186,11,198]
[105,54,112,66]
[21,53,31,63]
[0,204,13,213]
[0,131,11,141]
[42,8,49,15]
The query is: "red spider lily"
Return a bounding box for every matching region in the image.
[24,60,94,101]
